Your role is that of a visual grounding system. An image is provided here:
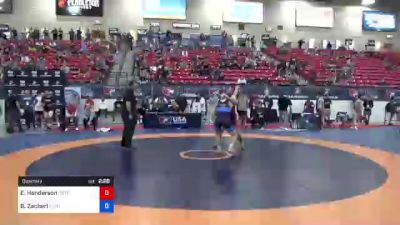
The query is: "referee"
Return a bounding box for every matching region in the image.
[121,81,137,148]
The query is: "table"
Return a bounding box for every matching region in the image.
[143,112,202,129]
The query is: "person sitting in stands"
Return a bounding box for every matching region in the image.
[36,56,47,70]
[95,56,109,71]
[10,58,21,70]
[229,60,240,69]
[21,55,31,64]
[61,61,70,74]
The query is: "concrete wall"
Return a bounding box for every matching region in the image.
[0,0,397,50]
[0,0,143,31]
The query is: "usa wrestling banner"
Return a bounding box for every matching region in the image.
[143,113,202,129]
[4,70,66,105]
[56,0,103,17]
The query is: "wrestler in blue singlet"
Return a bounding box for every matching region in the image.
[214,97,236,134]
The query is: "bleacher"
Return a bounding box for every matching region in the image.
[144,47,288,85]
[347,56,400,87]
[0,40,115,83]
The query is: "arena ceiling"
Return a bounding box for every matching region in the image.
[305,0,400,10]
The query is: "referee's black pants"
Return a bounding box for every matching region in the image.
[121,117,137,148]
[7,110,23,133]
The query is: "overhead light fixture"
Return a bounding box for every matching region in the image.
[361,0,375,6]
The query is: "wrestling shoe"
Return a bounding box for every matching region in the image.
[213,145,222,151]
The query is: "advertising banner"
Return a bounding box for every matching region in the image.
[143,113,202,129]
[56,0,103,17]
[4,69,67,121]
[71,83,400,101]
[4,70,66,106]
[64,87,81,117]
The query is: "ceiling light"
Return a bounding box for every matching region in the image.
[362,0,375,6]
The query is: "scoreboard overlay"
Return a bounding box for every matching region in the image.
[18,176,114,214]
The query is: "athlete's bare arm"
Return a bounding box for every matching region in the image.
[229,85,239,106]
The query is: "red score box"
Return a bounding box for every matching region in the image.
[100,186,114,200]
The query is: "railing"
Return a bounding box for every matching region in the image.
[108,71,129,87]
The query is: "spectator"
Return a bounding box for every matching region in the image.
[200,95,207,121]
[190,96,202,113]
[52,28,58,40]
[21,92,35,130]
[153,95,169,112]
[36,56,47,70]
[278,95,292,129]
[229,60,240,69]
[298,39,304,49]
[354,95,364,129]
[304,99,315,114]
[249,100,265,129]
[237,76,247,85]
[43,28,50,39]
[97,97,108,119]
[21,55,31,64]
[250,35,256,49]
[77,28,82,40]
[69,28,75,41]
[363,96,374,125]
[322,94,332,127]
[212,67,223,81]
[175,95,188,113]
[11,28,17,39]
[10,58,21,70]
[83,97,96,130]
[327,41,332,50]
[58,27,63,40]
[244,57,256,69]
[34,92,44,128]
[95,56,109,71]
[85,28,91,41]
[32,27,40,40]
[264,95,273,110]
[113,98,123,122]
[61,61,70,75]
[42,91,55,130]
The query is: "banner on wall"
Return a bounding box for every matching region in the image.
[64,87,81,116]
[4,69,67,121]
[2,82,399,102]
[56,0,103,17]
